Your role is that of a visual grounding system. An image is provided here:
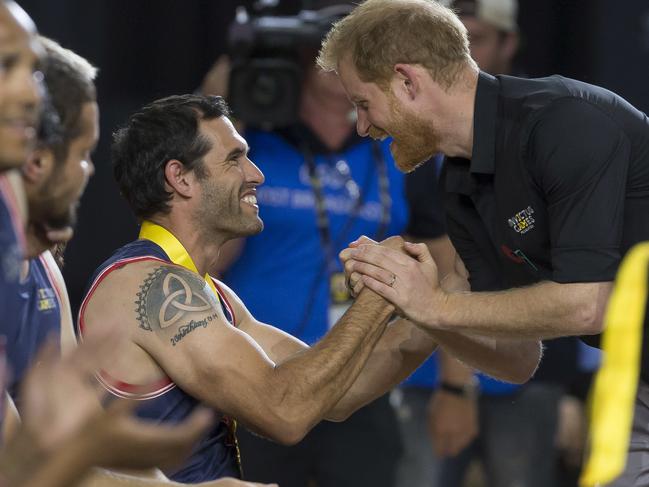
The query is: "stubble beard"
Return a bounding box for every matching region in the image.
[196,182,264,242]
[386,96,439,173]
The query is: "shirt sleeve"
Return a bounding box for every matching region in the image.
[404,154,447,239]
[527,97,631,283]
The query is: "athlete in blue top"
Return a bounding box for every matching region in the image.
[0,0,42,346]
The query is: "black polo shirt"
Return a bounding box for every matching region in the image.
[404,155,447,239]
[440,72,649,374]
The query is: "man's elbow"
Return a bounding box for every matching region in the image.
[496,341,541,385]
[259,405,314,446]
[324,403,355,423]
[574,299,605,336]
[497,362,536,385]
[268,419,310,446]
[506,360,538,384]
[566,281,611,336]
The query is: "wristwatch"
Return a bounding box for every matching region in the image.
[439,380,479,400]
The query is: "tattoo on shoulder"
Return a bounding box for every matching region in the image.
[134,266,217,337]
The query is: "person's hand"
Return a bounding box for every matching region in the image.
[19,330,214,471]
[341,239,445,326]
[77,400,213,470]
[427,388,478,457]
[201,55,231,97]
[340,235,405,297]
[555,395,587,468]
[19,333,118,451]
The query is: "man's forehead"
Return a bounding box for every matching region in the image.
[82,101,100,143]
[199,116,248,155]
[337,58,363,95]
[338,59,387,103]
[64,102,99,152]
[0,4,42,61]
[0,2,36,40]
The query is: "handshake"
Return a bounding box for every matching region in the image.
[339,235,449,327]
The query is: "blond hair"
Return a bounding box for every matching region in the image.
[317,0,476,89]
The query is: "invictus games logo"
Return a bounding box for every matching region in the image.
[508,206,535,235]
[37,287,57,312]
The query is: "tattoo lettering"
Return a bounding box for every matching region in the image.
[170,313,217,346]
[135,266,214,332]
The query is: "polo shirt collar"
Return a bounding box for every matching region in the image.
[470,71,499,174]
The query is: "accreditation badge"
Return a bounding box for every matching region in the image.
[328,271,352,329]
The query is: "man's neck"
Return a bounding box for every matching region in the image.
[148,214,223,278]
[299,83,355,152]
[25,223,47,260]
[436,68,479,159]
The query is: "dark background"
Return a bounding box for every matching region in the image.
[19,0,649,315]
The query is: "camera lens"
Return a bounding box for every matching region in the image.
[251,73,281,107]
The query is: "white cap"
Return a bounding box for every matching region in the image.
[444,0,518,32]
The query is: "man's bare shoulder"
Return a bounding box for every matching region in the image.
[84,259,173,309]
[83,261,220,334]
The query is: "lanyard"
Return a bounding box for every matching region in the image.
[301,139,392,272]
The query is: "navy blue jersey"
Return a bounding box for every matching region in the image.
[0,174,26,384]
[7,255,63,403]
[79,239,240,482]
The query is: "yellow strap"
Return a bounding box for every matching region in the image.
[580,242,649,486]
[138,220,220,297]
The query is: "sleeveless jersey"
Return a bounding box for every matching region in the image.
[7,255,63,403]
[79,239,240,482]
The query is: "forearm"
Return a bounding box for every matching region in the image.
[326,318,437,421]
[271,288,393,437]
[429,330,540,384]
[438,348,474,385]
[0,429,47,486]
[433,281,610,339]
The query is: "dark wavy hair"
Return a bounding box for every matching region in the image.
[38,36,97,164]
[112,94,230,220]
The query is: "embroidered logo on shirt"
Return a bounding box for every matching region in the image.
[507,206,535,234]
[37,287,57,312]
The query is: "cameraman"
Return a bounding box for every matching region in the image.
[201,3,410,486]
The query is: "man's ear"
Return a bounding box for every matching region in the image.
[23,147,55,185]
[164,159,195,198]
[392,63,422,101]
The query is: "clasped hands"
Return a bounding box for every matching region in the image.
[339,235,446,327]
